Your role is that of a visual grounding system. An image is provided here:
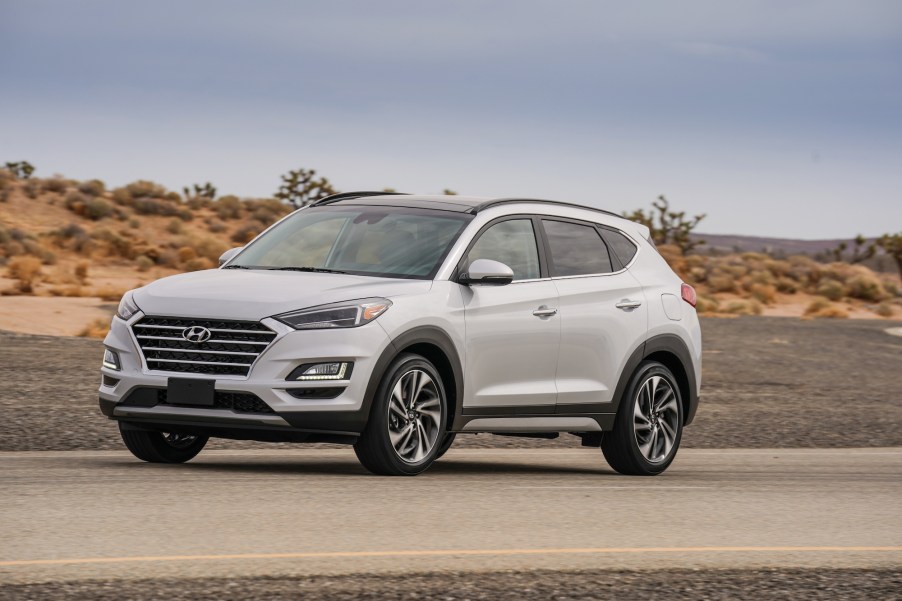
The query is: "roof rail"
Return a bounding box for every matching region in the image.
[310,191,409,207]
[469,198,621,218]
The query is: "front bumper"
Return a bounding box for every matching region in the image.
[99,312,393,437]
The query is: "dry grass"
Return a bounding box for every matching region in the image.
[78,317,110,339]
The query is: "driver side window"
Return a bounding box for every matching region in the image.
[466,219,540,281]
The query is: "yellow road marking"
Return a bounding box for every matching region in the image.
[1,546,900,568]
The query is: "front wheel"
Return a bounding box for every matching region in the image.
[354,353,448,476]
[602,361,683,475]
[119,422,208,463]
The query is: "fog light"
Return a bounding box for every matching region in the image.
[288,362,352,381]
[102,349,121,371]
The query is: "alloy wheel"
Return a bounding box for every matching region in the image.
[633,375,679,463]
[386,369,443,463]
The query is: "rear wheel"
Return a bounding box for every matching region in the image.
[354,353,448,476]
[119,423,208,463]
[602,361,683,475]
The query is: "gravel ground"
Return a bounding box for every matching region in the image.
[1,317,900,451]
[2,569,900,600]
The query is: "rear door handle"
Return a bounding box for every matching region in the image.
[615,299,642,310]
[532,306,558,318]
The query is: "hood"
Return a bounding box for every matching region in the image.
[132,269,432,321]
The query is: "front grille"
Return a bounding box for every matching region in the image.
[132,316,277,377]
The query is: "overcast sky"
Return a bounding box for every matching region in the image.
[1,0,900,238]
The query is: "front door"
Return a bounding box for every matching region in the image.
[460,218,560,410]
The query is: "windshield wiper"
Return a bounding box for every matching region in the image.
[266,266,349,274]
[222,264,251,269]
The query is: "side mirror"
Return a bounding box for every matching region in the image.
[218,246,244,267]
[460,259,514,286]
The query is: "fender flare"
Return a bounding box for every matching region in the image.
[610,334,700,426]
[363,325,465,425]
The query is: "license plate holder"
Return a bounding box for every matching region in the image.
[167,378,215,407]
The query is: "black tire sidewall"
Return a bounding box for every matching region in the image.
[358,353,448,475]
[607,361,683,475]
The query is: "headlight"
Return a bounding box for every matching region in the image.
[275,298,392,330]
[116,290,140,321]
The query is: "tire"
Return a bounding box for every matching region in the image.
[602,361,683,476]
[354,353,449,476]
[434,433,456,460]
[119,422,208,464]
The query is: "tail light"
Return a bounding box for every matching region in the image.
[681,283,697,308]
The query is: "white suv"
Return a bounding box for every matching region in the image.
[100,192,701,476]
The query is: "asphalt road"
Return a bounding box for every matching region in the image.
[2,448,900,586]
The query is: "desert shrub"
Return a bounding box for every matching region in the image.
[54,223,93,254]
[22,179,40,199]
[128,218,141,229]
[706,271,736,293]
[135,255,154,272]
[165,191,182,202]
[126,180,167,198]
[133,197,181,217]
[78,318,110,339]
[845,273,887,302]
[93,286,128,301]
[247,198,290,226]
[723,299,763,316]
[805,298,849,318]
[750,283,777,305]
[215,195,242,220]
[75,261,89,284]
[111,187,132,205]
[42,177,69,194]
[187,236,229,263]
[206,219,226,233]
[156,249,179,268]
[775,277,798,294]
[91,228,133,259]
[875,302,895,318]
[695,296,719,313]
[177,246,197,262]
[231,222,263,244]
[816,280,844,301]
[166,219,183,235]
[6,256,43,293]
[184,257,214,272]
[187,196,212,211]
[85,197,113,220]
[77,179,106,196]
[884,280,899,297]
[177,208,193,222]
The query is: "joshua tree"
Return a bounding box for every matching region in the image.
[624,195,706,254]
[183,182,217,200]
[5,161,35,179]
[877,233,902,280]
[831,235,876,264]
[274,168,336,208]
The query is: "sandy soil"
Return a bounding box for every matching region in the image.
[0,295,116,336]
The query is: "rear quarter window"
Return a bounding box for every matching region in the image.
[599,228,638,267]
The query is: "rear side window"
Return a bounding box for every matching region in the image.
[599,228,638,266]
[542,219,613,277]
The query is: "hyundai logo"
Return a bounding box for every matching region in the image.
[182,326,212,343]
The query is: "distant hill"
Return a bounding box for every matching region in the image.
[693,233,858,256]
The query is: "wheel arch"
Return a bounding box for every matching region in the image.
[612,334,699,426]
[364,326,463,430]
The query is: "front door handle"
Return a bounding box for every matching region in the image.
[615,299,642,310]
[532,305,558,318]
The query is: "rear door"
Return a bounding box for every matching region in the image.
[460,217,560,410]
[539,218,648,413]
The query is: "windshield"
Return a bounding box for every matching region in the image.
[228,205,473,279]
